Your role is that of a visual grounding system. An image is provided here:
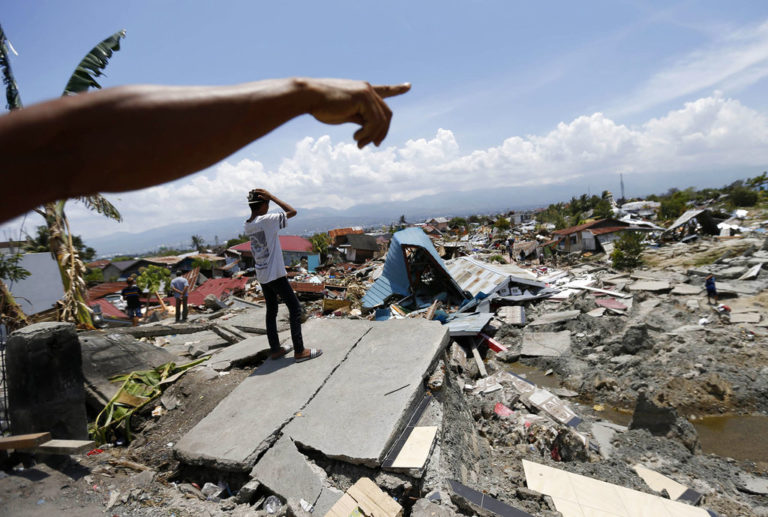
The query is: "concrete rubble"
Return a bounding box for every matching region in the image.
[3,218,768,517]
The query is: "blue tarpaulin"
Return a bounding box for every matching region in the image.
[362,227,467,309]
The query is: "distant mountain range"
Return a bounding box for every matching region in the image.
[84,168,742,256]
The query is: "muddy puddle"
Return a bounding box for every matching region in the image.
[506,362,768,462]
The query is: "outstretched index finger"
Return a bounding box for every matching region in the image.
[373,83,411,99]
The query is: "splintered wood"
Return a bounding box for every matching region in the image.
[325,477,403,517]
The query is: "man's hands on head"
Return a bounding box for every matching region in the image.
[249,188,272,201]
[303,78,411,149]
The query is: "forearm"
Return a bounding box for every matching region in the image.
[0,78,319,220]
[269,195,297,218]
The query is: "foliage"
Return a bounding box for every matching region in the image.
[191,234,206,253]
[309,232,331,255]
[156,247,183,256]
[111,255,135,262]
[593,199,613,219]
[0,24,22,110]
[0,251,30,282]
[84,267,104,284]
[191,257,214,270]
[468,214,481,224]
[488,254,506,264]
[610,231,644,270]
[494,216,510,231]
[89,358,206,444]
[225,234,249,248]
[449,216,467,229]
[24,225,96,262]
[658,195,687,220]
[728,186,758,207]
[63,29,126,95]
[136,265,171,295]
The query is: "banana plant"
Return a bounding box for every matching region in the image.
[1,26,126,328]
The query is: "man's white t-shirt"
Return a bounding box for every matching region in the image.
[244,212,287,284]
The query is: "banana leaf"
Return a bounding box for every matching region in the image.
[63,29,126,95]
[0,24,22,110]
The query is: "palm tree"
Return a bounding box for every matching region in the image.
[191,235,206,253]
[1,26,126,328]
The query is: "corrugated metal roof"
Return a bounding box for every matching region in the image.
[228,236,313,254]
[362,227,456,309]
[90,298,129,319]
[165,277,247,305]
[86,282,128,301]
[445,256,537,297]
[144,255,184,265]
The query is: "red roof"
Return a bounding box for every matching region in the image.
[329,227,363,240]
[165,277,248,306]
[86,259,110,269]
[87,282,128,301]
[291,282,325,293]
[229,236,313,254]
[588,226,631,236]
[90,298,128,319]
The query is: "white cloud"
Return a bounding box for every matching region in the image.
[4,93,767,240]
[613,19,768,115]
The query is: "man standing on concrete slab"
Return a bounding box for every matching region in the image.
[171,272,189,322]
[705,274,718,304]
[121,277,142,326]
[245,189,322,363]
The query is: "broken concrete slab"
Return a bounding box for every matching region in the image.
[671,283,703,295]
[520,331,571,357]
[284,320,448,467]
[444,313,493,336]
[739,263,762,280]
[219,306,290,334]
[628,280,671,292]
[736,473,768,496]
[207,331,289,371]
[496,306,525,325]
[528,310,579,327]
[79,332,176,410]
[586,308,605,317]
[716,266,748,279]
[108,322,208,339]
[590,422,617,459]
[175,319,371,471]
[249,436,324,506]
[161,330,229,358]
[730,313,761,324]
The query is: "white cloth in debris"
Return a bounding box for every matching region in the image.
[244,212,287,284]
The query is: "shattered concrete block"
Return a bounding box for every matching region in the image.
[7,322,88,439]
[448,343,468,372]
[628,280,671,292]
[250,437,324,505]
[497,306,525,326]
[528,310,579,327]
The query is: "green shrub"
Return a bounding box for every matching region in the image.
[610,231,644,270]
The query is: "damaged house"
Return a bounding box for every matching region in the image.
[553,218,653,253]
[362,227,469,310]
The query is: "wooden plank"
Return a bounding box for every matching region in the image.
[325,493,361,517]
[347,477,403,517]
[425,300,439,321]
[35,439,96,455]
[471,346,487,377]
[391,426,437,469]
[0,432,51,450]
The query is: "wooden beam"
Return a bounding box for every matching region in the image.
[471,346,487,377]
[0,432,51,450]
[35,439,96,455]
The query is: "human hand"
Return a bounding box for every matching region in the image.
[306,79,411,149]
[249,188,272,202]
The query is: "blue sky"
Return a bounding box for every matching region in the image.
[3,1,768,240]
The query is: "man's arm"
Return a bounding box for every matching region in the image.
[251,189,297,219]
[0,78,410,223]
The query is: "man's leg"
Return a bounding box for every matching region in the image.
[175,297,181,322]
[182,295,188,321]
[261,281,283,353]
[272,277,305,355]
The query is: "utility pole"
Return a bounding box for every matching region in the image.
[620,173,625,202]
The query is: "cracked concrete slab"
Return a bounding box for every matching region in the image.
[161,330,230,358]
[528,310,579,327]
[520,331,571,357]
[207,331,289,371]
[174,319,372,471]
[219,306,290,334]
[250,436,324,505]
[284,319,449,467]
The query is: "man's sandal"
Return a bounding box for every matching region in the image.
[270,346,291,360]
[295,348,323,363]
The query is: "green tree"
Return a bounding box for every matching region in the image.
[136,265,171,312]
[84,268,104,284]
[24,226,96,262]
[610,231,644,270]
[449,217,468,229]
[593,199,613,219]
[1,26,126,328]
[309,232,331,258]
[191,257,214,271]
[191,234,206,253]
[659,196,686,220]
[728,186,758,207]
[225,234,249,248]
[494,216,511,231]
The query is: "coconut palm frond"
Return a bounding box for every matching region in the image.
[63,29,126,95]
[0,24,22,110]
[76,194,123,222]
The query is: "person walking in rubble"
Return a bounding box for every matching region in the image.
[121,277,142,326]
[171,271,189,322]
[245,189,322,363]
[705,274,718,305]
